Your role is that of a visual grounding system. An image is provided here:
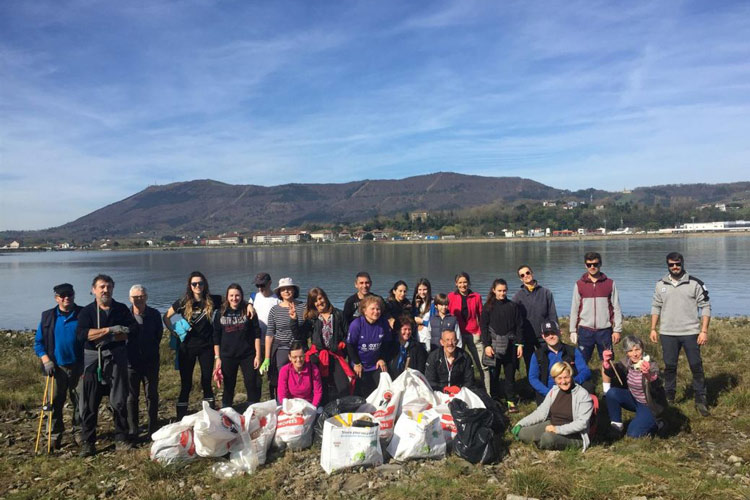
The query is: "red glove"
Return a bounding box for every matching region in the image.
[602,350,613,370]
[213,368,223,388]
[639,360,650,374]
[338,341,347,353]
[443,385,461,396]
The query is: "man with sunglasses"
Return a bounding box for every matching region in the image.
[512,265,559,375]
[33,283,84,450]
[569,252,623,366]
[248,272,279,401]
[650,252,711,416]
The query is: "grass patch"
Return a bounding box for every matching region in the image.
[1,318,750,499]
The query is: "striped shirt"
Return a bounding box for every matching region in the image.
[267,301,305,348]
[627,368,647,404]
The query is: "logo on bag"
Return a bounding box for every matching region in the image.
[221,415,239,433]
[378,391,393,407]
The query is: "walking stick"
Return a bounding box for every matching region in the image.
[47,376,55,453]
[34,374,51,454]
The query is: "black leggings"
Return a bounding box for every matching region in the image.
[489,349,517,403]
[178,342,214,407]
[221,356,259,408]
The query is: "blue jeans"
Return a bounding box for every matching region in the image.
[606,387,657,438]
[577,326,613,364]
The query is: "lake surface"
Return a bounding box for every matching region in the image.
[2,235,748,329]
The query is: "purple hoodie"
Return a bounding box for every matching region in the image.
[346,316,392,371]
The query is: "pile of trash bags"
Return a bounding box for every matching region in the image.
[150,369,506,476]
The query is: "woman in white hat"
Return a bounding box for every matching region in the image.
[260,277,306,398]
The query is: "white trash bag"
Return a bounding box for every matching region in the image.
[229,400,279,471]
[320,412,383,474]
[386,409,446,461]
[274,398,317,450]
[394,368,437,414]
[433,387,486,444]
[149,413,201,464]
[193,401,244,457]
[359,372,402,442]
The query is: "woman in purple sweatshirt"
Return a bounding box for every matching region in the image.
[346,295,393,397]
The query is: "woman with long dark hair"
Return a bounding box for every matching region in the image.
[302,287,352,403]
[213,284,262,408]
[447,271,487,393]
[164,272,222,418]
[412,278,433,350]
[480,278,523,413]
[386,280,411,328]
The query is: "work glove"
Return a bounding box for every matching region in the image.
[213,368,223,388]
[602,349,613,370]
[511,424,521,440]
[109,325,130,335]
[569,331,578,344]
[259,358,270,376]
[443,385,461,396]
[639,360,651,374]
[43,360,55,376]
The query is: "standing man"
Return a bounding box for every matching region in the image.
[512,265,558,375]
[249,272,279,402]
[33,283,83,449]
[569,251,623,365]
[343,271,376,328]
[126,284,163,440]
[76,274,137,456]
[650,252,711,417]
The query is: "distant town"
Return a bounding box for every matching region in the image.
[3,208,749,251]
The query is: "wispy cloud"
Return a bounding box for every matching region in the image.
[1,0,749,230]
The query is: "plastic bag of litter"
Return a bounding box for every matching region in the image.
[193,401,243,457]
[320,412,382,474]
[244,399,278,464]
[449,398,505,464]
[314,395,366,442]
[433,387,486,444]
[274,398,317,450]
[386,409,446,461]
[149,413,201,464]
[358,372,402,442]
[394,368,437,414]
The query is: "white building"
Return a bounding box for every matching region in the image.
[310,231,334,242]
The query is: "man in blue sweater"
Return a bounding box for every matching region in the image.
[527,321,591,404]
[34,283,84,449]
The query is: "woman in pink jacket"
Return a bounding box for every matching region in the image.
[447,272,488,393]
[277,341,323,407]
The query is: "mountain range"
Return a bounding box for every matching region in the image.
[3,173,749,241]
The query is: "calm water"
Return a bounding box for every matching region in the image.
[2,235,748,329]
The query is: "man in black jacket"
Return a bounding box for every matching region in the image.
[76,274,138,456]
[126,284,163,440]
[33,283,84,449]
[425,329,476,392]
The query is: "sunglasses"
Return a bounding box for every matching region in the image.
[190,281,205,287]
[667,262,682,268]
[57,293,74,299]
[519,271,532,278]
[585,262,601,268]
[542,331,559,337]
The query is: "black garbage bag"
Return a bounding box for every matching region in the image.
[314,395,367,441]
[449,398,505,464]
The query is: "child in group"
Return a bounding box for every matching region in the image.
[427,293,462,351]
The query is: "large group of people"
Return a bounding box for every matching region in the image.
[33,251,711,456]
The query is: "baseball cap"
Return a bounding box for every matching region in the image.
[541,321,560,335]
[254,272,272,286]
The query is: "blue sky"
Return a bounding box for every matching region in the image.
[1,0,749,230]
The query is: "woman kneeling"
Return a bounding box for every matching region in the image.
[602,335,666,438]
[512,361,593,451]
[277,341,323,408]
